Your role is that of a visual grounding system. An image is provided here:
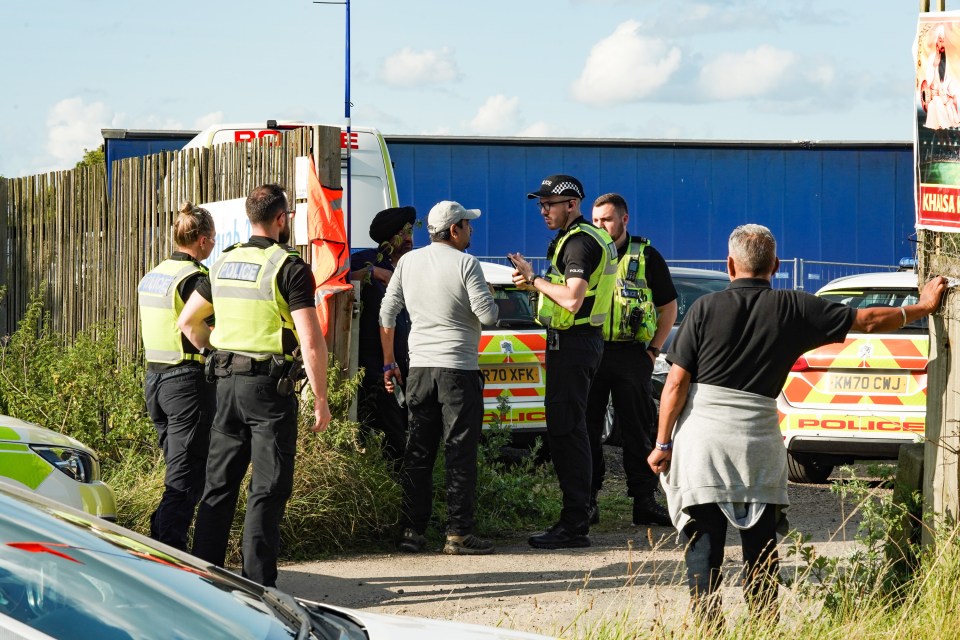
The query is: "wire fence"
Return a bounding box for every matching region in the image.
[475,256,903,291]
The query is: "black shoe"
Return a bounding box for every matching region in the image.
[633,496,672,527]
[397,528,427,553]
[528,523,591,549]
[587,500,600,525]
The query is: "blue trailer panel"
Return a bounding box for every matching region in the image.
[384,137,914,267]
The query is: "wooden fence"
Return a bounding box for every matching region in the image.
[0,126,346,363]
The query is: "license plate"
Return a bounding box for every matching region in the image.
[826,373,907,393]
[481,364,540,385]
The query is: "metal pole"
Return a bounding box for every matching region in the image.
[314,0,352,247]
[345,0,352,250]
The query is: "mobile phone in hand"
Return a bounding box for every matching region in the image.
[393,383,406,408]
[507,254,522,270]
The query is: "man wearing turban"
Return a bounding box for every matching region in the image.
[349,206,417,468]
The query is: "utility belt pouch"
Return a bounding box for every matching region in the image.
[230,354,252,374]
[276,347,303,396]
[269,355,287,379]
[212,351,233,378]
[204,350,218,382]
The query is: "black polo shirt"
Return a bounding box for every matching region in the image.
[667,278,856,398]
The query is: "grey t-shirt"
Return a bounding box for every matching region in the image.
[380,242,498,370]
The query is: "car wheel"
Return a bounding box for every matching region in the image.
[787,453,834,484]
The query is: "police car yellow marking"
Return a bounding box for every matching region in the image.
[0,444,54,490]
[0,426,22,441]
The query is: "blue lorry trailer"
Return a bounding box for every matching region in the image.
[100,129,914,274]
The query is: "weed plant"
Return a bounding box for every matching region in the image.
[0,292,154,461]
[426,393,560,541]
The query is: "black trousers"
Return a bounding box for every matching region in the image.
[145,365,216,551]
[584,341,658,498]
[191,371,298,588]
[401,367,484,536]
[681,503,780,619]
[544,330,603,532]
[357,367,408,470]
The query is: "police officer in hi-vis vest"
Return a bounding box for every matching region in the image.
[509,174,617,550]
[177,183,332,587]
[586,193,677,528]
[138,202,217,551]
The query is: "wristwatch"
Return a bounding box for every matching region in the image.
[646,345,661,358]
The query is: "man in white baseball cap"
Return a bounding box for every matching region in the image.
[380,200,497,555]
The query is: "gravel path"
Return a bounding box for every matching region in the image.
[278,454,877,637]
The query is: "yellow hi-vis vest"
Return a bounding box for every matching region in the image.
[537,222,618,330]
[603,238,658,343]
[138,258,207,365]
[209,243,299,359]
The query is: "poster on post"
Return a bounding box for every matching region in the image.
[916,12,960,231]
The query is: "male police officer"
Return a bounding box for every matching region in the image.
[138,202,217,551]
[178,183,331,587]
[509,174,617,549]
[586,193,677,527]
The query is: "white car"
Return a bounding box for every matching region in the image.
[779,270,929,483]
[0,414,116,520]
[0,482,551,640]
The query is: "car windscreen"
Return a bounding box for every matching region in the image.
[486,285,538,329]
[674,276,729,324]
[819,288,927,332]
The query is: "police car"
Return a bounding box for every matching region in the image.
[0,482,552,639]
[0,414,116,520]
[779,271,928,483]
[478,262,546,445]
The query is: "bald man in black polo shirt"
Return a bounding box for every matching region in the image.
[648,224,946,625]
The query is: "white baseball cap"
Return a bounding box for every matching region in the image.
[427,201,481,233]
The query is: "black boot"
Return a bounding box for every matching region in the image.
[633,495,671,526]
[587,493,600,525]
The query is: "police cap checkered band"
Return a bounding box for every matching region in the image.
[526,174,585,200]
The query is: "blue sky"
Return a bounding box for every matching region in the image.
[0,1,931,177]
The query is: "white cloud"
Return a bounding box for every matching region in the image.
[469,95,521,134]
[517,122,552,137]
[45,97,118,165]
[571,20,682,106]
[193,111,225,131]
[379,47,461,87]
[698,45,797,100]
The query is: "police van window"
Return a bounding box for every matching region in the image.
[486,286,537,329]
[819,289,927,332]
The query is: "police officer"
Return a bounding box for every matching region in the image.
[509,174,617,549]
[586,193,677,527]
[137,202,217,551]
[178,183,332,587]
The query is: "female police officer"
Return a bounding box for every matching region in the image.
[137,202,217,551]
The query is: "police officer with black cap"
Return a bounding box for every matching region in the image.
[350,206,416,467]
[509,174,617,549]
[178,183,331,588]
